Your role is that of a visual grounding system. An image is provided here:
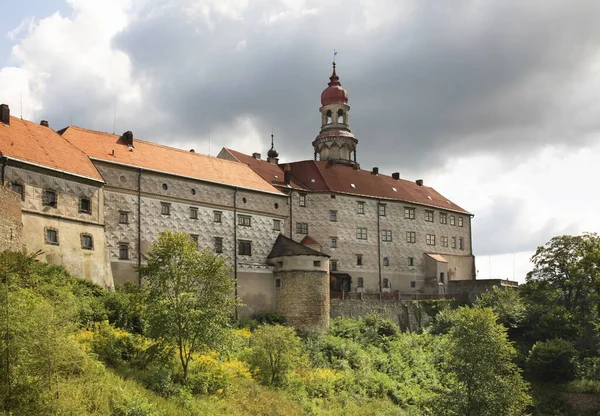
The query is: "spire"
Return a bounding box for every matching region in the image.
[267,131,279,164]
[328,61,341,87]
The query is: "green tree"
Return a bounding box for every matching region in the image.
[139,231,237,381]
[476,286,525,329]
[526,338,579,382]
[445,307,531,416]
[248,324,302,386]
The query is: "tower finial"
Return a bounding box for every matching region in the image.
[267,129,279,163]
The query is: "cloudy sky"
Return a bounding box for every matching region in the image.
[2,0,600,282]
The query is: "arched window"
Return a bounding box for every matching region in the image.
[337,109,344,123]
[326,109,332,124]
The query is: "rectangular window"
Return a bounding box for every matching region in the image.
[43,190,57,207]
[214,211,222,223]
[330,237,337,248]
[299,194,306,207]
[404,207,415,219]
[458,217,464,227]
[296,222,308,234]
[330,260,338,271]
[408,257,414,266]
[356,227,368,240]
[357,277,364,288]
[190,234,199,248]
[214,237,223,253]
[383,257,390,267]
[383,278,390,288]
[273,219,281,231]
[238,240,252,256]
[357,201,365,214]
[406,231,416,243]
[441,236,449,247]
[426,234,436,246]
[425,210,434,222]
[381,230,393,242]
[440,212,447,224]
[119,244,129,260]
[189,207,198,219]
[379,204,386,216]
[330,210,337,222]
[275,278,281,288]
[81,234,93,250]
[238,215,251,227]
[313,261,321,267]
[411,281,416,288]
[79,197,92,214]
[459,237,465,250]
[161,202,170,216]
[452,237,457,249]
[450,215,456,226]
[356,254,363,266]
[119,211,129,224]
[45,228,58,245]
[11,183,23,200]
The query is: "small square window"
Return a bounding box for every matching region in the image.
[404,207,415,219]
[356,227,368,240]
[296,222,308,234]
[383,278,390,289]
[330,260,338,271]
[190,207,198,219]
[441,236,449,247]
[238,240,252,256]
[330,237,337,248]
[79,197,92,214]
[406,231,416,243]
[408,257,414,266]
[190,234,199,247]
[161,202,170,216]
[356,254,363,266]
[273,219,281,231]
[275,278,281,288]
[379,204,386,216]
[410,281,416,288]
[119,244,129,260]
[214,237,223,253]
[425,210,434,222]
[426,234,436,246]
[10,183,23,200]
[214,211,222,223]
[313,260,321,267]
[299,194,306,207]
[43,190,57,207]
[357,277,364,288]
[381,230,392,242]
[383,257,389,267]
[357,201,365,214]
[238,215,251,227]
[45,228,58,245]
[119,211,129,224]
[450,215,456,226]
[440,213,448,224]
[81,234,93,250]
[330,210,337,222]
[458,217,464,227]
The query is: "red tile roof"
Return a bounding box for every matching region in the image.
[300,235,320,245]
[222,148,307,190]
[287,160,471,214]
[60,127,283,195]
[0,117,103,181]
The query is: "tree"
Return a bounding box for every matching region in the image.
[247,324,301,386]
[526,338,579,382]
[476,286,525,330]
[139,232,237,381]
[445,307,531,416]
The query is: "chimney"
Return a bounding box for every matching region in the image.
[283,164,291,185]
[0,104,9,126]
[252,152,261,160]
[372,167,379,175]
[122,131,134,147]
[40,120,49,127]
[416,179,424,186]
[392,172,400,180]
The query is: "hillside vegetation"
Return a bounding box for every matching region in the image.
[0,231,599,415]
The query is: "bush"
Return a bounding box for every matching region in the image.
[581,356,600,381]
[247,325,301,386]
[76,321,144,367]
[526,338,579,382]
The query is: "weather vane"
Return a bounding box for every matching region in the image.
[333,49,337,64]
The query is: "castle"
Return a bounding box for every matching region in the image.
[0,63,475,331]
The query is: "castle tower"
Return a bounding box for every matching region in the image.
[312,61,358,165]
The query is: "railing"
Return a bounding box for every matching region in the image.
[330,291,469,302]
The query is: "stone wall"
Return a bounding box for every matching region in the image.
[0,186,23,251]
[447,279,518,303]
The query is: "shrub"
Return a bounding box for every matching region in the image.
[581,356,600,381]
[247,325,301,386]
[526,338,579,382]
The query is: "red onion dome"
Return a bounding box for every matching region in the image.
[321,62,348,106]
